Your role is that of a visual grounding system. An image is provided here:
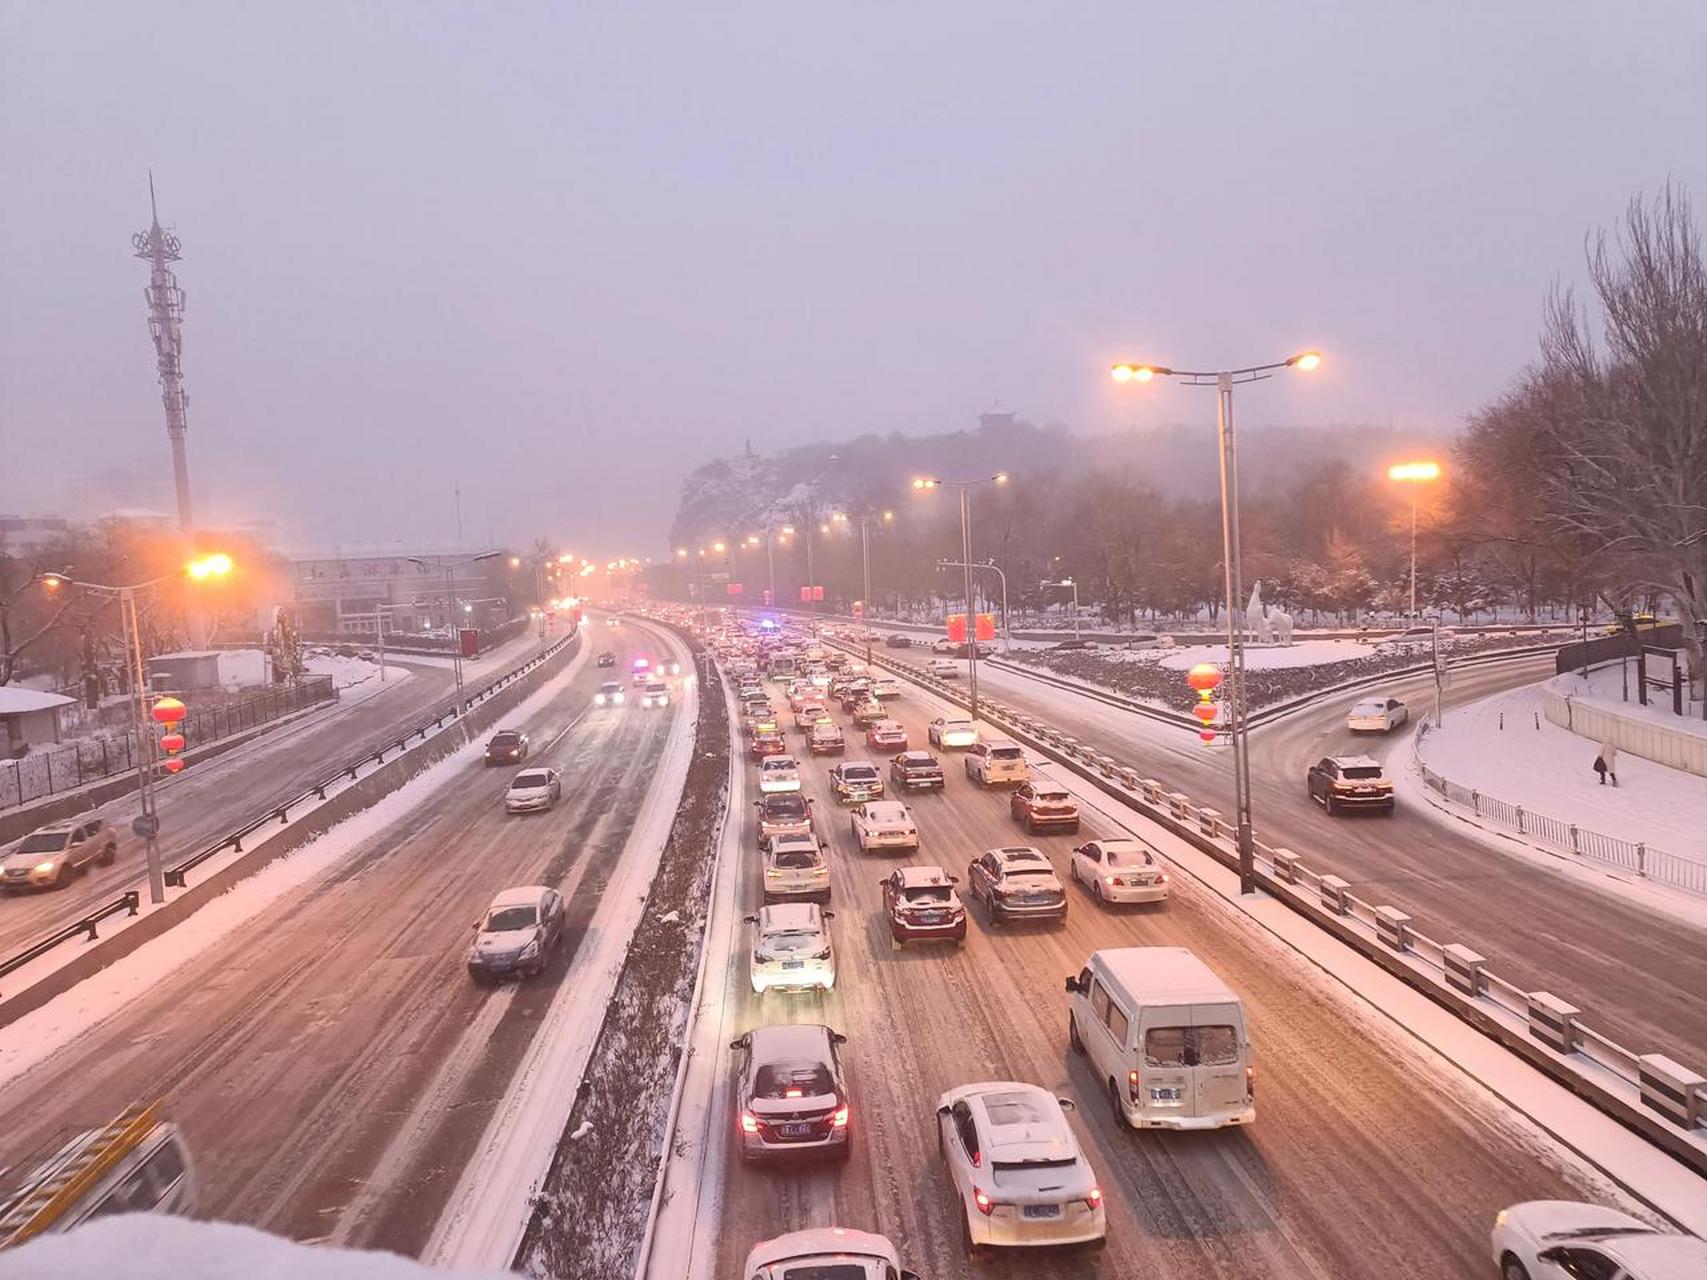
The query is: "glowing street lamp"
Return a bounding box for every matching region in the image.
[1111,349,1322,895]
[1389,460,1442,624]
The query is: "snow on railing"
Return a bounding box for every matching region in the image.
[1412,726,1707,896]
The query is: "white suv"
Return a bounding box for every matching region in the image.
[936,1082,1107,1255]
[762,833,832,903]
[965,739,1028,787]
[849,800,919,854]
[747,902,836,993]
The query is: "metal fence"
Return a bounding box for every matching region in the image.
[0,676,337,812]
[1414,729,1707,896]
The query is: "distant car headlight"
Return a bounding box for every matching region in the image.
[595,694,607,705]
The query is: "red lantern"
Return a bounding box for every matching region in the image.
[1185,663,1222,693]
[159,732,186,754]
[151,695,187,725]
[1198,729,1216,744]
[1191,702,1218,725]
[161,757,186,774]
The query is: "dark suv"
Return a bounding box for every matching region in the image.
[484,730,529,766]
[1306,755,1396,815]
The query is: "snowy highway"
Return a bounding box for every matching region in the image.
[922,650,1707,1071]
[0,619,689,1254]
[690,667,1629,1278]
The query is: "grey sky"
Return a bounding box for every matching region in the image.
[3,2,1704,557]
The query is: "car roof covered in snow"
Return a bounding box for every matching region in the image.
[488,885,551,909]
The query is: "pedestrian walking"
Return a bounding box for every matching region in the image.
[1593,742,1619,786]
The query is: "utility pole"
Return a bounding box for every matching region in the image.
[133,176,193,534]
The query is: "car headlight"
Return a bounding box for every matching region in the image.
[595,694,607,705]
[34,861,58,873]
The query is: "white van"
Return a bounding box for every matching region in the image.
[965,738,1029,788]
[1065,947,1254,1131]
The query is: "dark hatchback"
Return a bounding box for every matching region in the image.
[889,751,946,792]
[484,730,530,765]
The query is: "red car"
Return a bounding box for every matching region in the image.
[865,719,908,752]
[1010,782,1081,834]
[751,731,786,760]
[880,865,966,948]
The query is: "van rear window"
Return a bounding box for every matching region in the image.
[1144,1025,1240,1068]
[989,747,1024,761]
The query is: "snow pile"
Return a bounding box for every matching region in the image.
[212,649,267,688]
[1157,638,1382,671]
[1412,679,1707,870]
[304,651,410,691]
[2,1215,511,1280]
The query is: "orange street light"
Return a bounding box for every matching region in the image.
[186,553,234,581]
[1389,460,1443,623]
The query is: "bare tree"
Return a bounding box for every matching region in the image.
[1532,184,1707,698]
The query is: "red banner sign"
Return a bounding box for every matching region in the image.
[975,612,996,641]
[812,585,825,602]
[946,614,967,643]
[726,582,744,595]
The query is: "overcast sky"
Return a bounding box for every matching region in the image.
[3,2,1704,556]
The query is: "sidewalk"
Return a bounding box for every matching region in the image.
[1405,679,1707,896]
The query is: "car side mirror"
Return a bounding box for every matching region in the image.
[936,1104,952,1118]
[948,874,960,884]
[1064,975,1083,994]
[729,1034,749,1051]
[1057,1097,1076,1112]
[753,800,762,808]
[742,913,758,923]
[1536,1248,1566,1265]
[821,910,835,919]
[831,1031,848,1045]
[472,922,482,931]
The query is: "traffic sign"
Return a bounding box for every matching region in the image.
[131,814,159,839]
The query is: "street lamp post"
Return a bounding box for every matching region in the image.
[407,551,501,716]
[913,474,1009,725]
[1388,461,1442,625]
[42,553,233,904]
[1113,351,1322,894]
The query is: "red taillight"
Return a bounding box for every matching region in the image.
[1127,1070,1141,1102]
[832,1105,850,1128]
[1246,1065,1255,1096]
[1084,1185,1103,1211]
[1157,872,1168,883]
[740,1111,758,1134]
[972,1185,994,1215]
[1105,875,1121,887]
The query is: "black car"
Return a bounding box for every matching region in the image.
[597,650,617,667]
[889,751,945,792]
[884,634,913,649]
[484,729,530,765]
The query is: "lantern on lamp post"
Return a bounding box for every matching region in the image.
[1187,663,1222,744]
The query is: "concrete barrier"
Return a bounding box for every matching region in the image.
[1376,906,1413,953]
[1638,1055,1705,1129]
[1543,682,1707,779]
[1444,944,1486,996]
[1528,991,1581,1054]
[1320,875,1350,914]
[1271,848,1300,883]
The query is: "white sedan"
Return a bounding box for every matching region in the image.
[759,755,801,794]
[928,717,977,749]
[936,1082,1106,1255]
[1491,1200,1706,1280]
[744,1229,920,1280]
[850,800,919,854]
[1347,697,1409,733]
[1069,837,1169,905]
[503,768,561,814]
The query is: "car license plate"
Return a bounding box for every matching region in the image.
[779,1122,812,1138]
[1022,1204,1061,1220]
[1151,1086,1182,1101]
[918,912,943,924]
[782,960,804,970]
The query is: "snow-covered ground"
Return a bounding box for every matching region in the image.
[303,650,412,692]
[1408,679,1707,882]
[1156,638,1384,671]
[3,1215,510,1280]
[1550,663,1707,739]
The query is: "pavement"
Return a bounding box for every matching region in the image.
[0,619,689,1252]
[692,668,1626,1279]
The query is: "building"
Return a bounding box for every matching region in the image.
[286,546,516,636]
[0,687,74,755]
[0,516,73,554]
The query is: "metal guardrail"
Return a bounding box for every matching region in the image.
[827,635,1707,1164]
[0,633,577,988]
[1413,724,1707,896]
[0,676,338,811]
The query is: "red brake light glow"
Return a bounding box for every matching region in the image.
[740,1111,758,1134]
[972,1185,994,1215]
[1085,1185,1103,1209]
[832,1105,850,1128]
[1127,1069,1141,1102]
